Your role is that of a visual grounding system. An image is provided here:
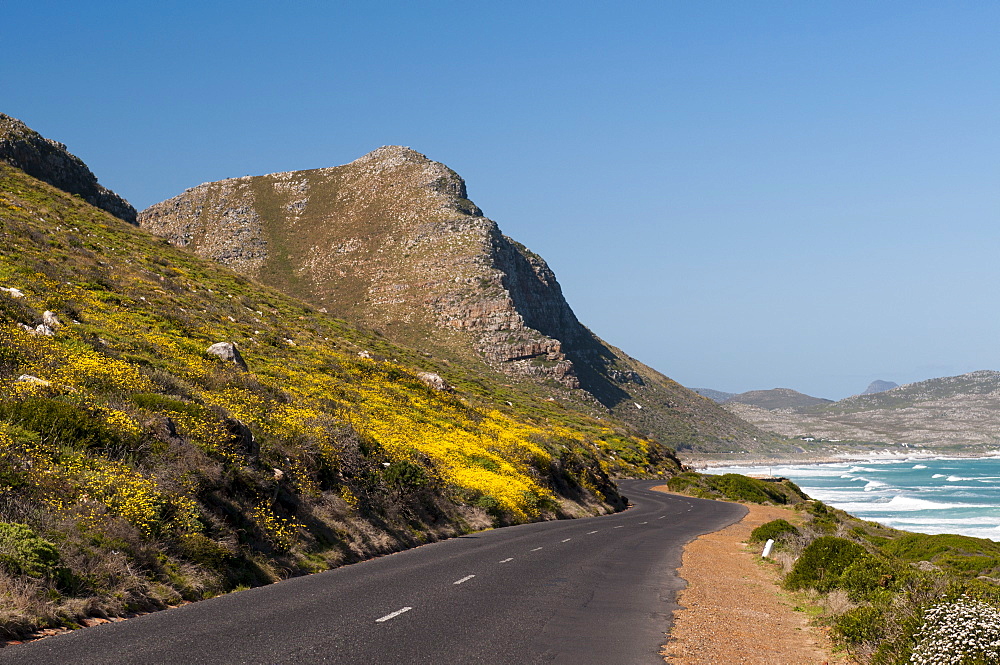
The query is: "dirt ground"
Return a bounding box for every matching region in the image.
[657,490,849,664]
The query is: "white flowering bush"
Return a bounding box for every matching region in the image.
[909,596,1000,665]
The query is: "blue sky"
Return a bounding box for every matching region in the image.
[5,1,999,399]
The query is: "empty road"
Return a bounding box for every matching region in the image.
[4,481,746,664]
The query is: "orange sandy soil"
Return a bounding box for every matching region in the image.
[656,488,850,665]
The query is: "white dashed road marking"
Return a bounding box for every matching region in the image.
[531,547,543,552]
[639,521,647,524]
[453,575,475,585]
[561,538,571,542]
[376,607,412,623]
[613,526,624,529]
[499,557,514,563]
[587,530,598,534]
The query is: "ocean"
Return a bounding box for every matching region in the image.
[705,455,1000,541]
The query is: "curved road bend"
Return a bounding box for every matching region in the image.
[4,481,746,665]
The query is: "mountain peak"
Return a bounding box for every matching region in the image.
[140,148,776,452]
[0,113,137,224]
[862,379,899,395]
[351,145,429,166]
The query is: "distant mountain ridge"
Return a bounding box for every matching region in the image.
[140,146,781,453]
[724,370,1000,450]
[692,388,736,403]
[723,388,833,411]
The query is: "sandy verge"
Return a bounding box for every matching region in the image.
[657,489,848,664]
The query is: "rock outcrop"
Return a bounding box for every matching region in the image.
[206,341,248,371]
[141,146,779,452]
[0,114,137,224]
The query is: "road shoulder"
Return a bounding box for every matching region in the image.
[655,491,847,664]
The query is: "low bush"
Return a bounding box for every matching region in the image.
[834,604,888,651]
[707,473,785,504]
[0,397,125,452]
[785,536,868,592]
[749,518,799,544]
[882,533,1000,577]
[839,554,901,601]
[0,523,62,579]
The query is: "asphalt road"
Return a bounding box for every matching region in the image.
[3,481,746,665]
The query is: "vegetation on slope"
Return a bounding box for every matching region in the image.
[670,472,1000,664]
[0,164,679,638]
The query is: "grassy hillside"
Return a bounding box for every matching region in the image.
[0,163,680,637]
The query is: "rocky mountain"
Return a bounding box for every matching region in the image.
[863,379,899,395]
[723,388,833,410]
[725,371,1000,451]
[141,146,780,453]
[692,387,736,403]
[0,113,136,223]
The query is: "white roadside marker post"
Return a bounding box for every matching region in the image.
[761,538,775,558]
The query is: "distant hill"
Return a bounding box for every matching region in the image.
[140,146,782,454]
[725,370,1000,450]
[691,388,736,403]
[723,388,833,411]
[863,379,898,395]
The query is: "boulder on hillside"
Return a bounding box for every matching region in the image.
[18,322,55,336]
[42,311,61,330]
[417,372,452,392]
[16,374,50,386]
[207,342,248,371]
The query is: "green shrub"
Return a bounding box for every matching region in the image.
[707,473,785,504]
[175,533,233,570]
[785,536,868,592]
[0,396,125,452]
[0,522,62,578]
[834,604,888,648]
[840,554,900,601]
[882,533,1000,577]
[665,472,700,492]
[382,460,429,492]
[749,518,799,544]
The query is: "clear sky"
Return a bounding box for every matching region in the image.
[5,1,999,399]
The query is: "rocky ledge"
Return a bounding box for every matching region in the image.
[0,113,137,224]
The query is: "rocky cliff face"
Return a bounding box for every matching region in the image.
[0,114,136,223]
[141,146,779,452]
[142,146,591,387]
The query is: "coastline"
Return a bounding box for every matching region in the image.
[680,448,1000,470]
[680,452,1000,542]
